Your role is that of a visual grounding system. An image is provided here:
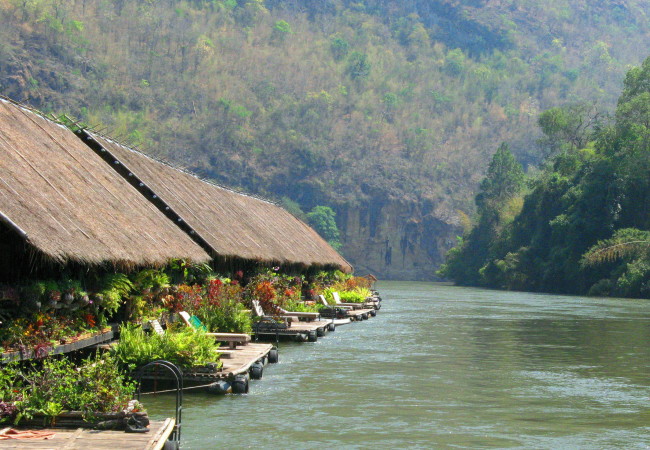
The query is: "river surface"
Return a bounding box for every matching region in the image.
[144,281,650,448]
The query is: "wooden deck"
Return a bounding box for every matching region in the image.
[186,342,273,381]
[139,342,274,386]
[219,342,273,376]
[346,308,376,320]
[253,319,334,341]
[0,418,175,450]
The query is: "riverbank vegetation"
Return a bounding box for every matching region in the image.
[440,56,650,299]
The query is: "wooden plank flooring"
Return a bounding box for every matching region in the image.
[253,319,332,339]
[136,343,273,385]
[284,320,331,332]
[175,342,273,382]
[346,308,375,319]
[0,419,175,450]
[219,343,273,377]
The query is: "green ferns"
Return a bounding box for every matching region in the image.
[98,273,133,315]
[111,323,221,370]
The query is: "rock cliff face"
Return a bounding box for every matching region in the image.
[336,200,462,281]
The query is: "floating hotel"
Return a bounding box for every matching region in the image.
[0,96,381,448]
[0,96,351,279]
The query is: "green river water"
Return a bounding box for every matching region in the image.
[144,281,650,448]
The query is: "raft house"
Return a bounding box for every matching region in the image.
[0,96,381,447]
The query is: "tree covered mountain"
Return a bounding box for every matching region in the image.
[1,0,649,278]
[440,56,650,298]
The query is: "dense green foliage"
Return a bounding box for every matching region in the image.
[307,206,342,250]
[442,57,650,298]
[323,286,372,303]
[0,354,135,423]
[111,322,221,370]
[179,279,253,333]
[1,0,649,246]
[438,143,525,285]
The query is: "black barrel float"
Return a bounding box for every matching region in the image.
[294,333,308,342]
[317,327,326,337]
[206,380,231,395]
[361,312,369,320]
[369,309,377,317]
[328,323,336,332]
[250,361,264,380]
[268,347,279,363]
[232,374,249,394]
[308,330,318,342]
[163,440,180,450]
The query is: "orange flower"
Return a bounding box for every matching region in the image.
[84,313,96,328]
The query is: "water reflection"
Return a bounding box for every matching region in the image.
[144,282,650,448]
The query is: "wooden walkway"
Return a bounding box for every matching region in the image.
[0,418,175,450]
[138,343,277,398]
[183,342,273,382]
[220,342,273,377]
[253,319,334,342]
[346,308,375,320]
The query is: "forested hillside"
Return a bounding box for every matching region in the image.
[1,0,649,279]
[440,56,650,298]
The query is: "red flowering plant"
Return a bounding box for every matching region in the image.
[206,279,224,307]
[244,270,317,314]
[241,271,276,315]
[195,280,250,333]
[0,311,101,355]
[252,280,277,312]
[163,278,251,333]
[167,284,204,313]
[329,275,372,294]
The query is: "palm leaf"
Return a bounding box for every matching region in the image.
[582,228,650,266]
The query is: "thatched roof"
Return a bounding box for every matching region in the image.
[87,133,353,272]
[0,98,211,267]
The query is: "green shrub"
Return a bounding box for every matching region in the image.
[111,323,221,370]
[0,354,135,424]
[284,299,319,313]
[198,301,252,334]
[337,287,372,303]
[181,279,252,333]
[323,286,371,303]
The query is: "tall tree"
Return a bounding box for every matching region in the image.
[444,56,650,297]
[439,143,525,285]
[475,143,525,220]
[537,103,601,156]
[307,206,341,250]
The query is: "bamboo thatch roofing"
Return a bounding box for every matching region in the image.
[90,134,353,272]
[0,99,211,267]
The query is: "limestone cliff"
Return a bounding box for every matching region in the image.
[336,200,462,281]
